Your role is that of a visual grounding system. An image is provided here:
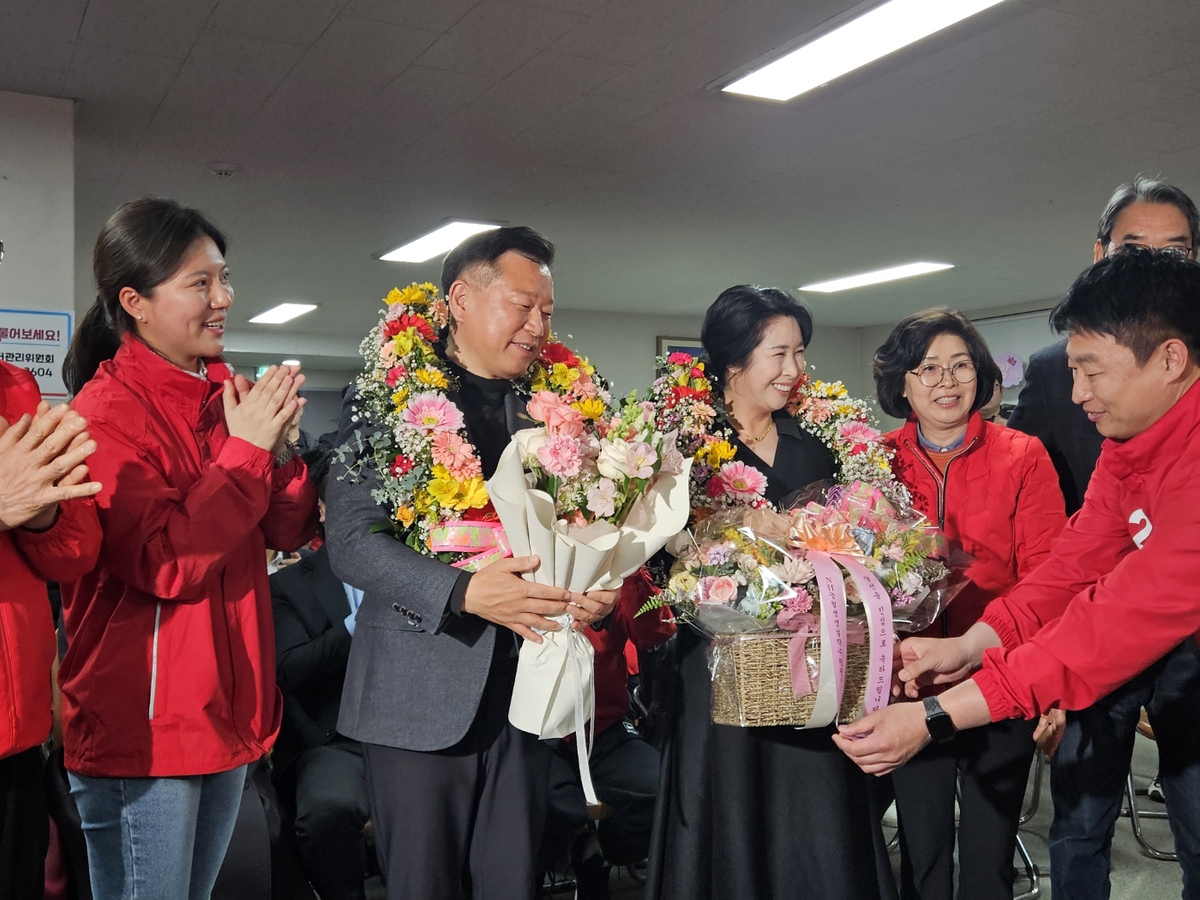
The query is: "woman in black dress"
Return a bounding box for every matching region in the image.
[645,285,894,900]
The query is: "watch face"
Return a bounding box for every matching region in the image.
[924,697,956,743]
[927,712,956,743]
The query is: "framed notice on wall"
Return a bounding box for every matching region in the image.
[0,308,74,400]
[656,335,704,360]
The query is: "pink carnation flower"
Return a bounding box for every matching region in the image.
[536,434,583,478]
[401,392,464,434]
[668,351,694,366]
[719,461,767,501]
[431,431,481,480]
[527,390,584,437]
[385,364,407,387]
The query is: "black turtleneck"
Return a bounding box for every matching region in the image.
[443,357,517,479]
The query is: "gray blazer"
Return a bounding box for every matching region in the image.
[327,387,529,751]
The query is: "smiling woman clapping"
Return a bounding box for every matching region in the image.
[58,199,317,900]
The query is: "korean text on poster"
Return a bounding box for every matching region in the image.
[0,308,74,400]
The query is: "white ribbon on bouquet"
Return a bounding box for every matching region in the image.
[487,438,691,802]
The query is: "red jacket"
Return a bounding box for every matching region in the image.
[977,378,1200,721]
[887,414,1066,643]
[1,361,101,759]
[586,568,675,738]
[61,336,317,777]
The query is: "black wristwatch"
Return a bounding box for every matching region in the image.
[922,696,957,744]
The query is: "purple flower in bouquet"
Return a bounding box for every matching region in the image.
[701,541,734,565]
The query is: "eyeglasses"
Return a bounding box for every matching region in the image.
[908,361,977,387]
[1110,242,1195,262]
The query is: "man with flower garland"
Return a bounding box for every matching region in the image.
[834,252,1200,899]
[326,227,619,900]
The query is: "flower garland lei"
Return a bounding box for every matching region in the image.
[343,282,611,564]
[647,351,907,515]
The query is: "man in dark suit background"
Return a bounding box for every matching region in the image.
[326,228,619,900]
[1009,176,1198,514]
[272,446,369,900]
[1007,176,1199,900]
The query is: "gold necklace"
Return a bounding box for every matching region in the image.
[742,418,775,444]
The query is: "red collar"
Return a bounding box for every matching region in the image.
[109,334,232,421]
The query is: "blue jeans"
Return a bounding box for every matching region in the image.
[68,765,247,900]
[1049,639,1200,900]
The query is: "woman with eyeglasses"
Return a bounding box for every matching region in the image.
[872,309,1066,900]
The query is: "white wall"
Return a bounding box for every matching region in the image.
[0,91,75,313]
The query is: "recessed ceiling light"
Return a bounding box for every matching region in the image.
[380,220,503,263]
[799,262,953,293]
[281,359,301,366]
[722,0,1011,102]
[248,303,318,325]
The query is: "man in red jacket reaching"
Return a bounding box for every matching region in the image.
[834,251,1200,899]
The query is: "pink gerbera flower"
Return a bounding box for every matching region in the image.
[719,461,767,501]
[839,420,881,455]
[401,392,464,433]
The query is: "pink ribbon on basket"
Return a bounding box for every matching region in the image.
[778,610,817,696]
[800,552,848,722]
[831,553,894,716]
[428,521,512,572]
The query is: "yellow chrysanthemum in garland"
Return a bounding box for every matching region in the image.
[549,362,580,390]
[391,388,409,409]
[386,284,432,308]
[697,439,737,468]
[427,466,489,511]
[572,398,607,420]
[414,367,449,389]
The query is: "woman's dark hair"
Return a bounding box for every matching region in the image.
[1051,253,1200,364]
[700,285,814,390]
[62,198,227,394]
[873,308,1002,420]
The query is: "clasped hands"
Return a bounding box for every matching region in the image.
[223,364,305,455]
[0,401,102,533]
[462,554,619,643]
[831,632,989,775]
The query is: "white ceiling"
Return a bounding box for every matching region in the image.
[3,0,1200,370]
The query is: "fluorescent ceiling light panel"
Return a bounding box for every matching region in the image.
[281,359,301,366]
[799,262,953,293]
[248,303,318,324]
[723,0,1010,101]
[380,221,502,263]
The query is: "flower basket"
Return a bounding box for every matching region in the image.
[708,629,870,728]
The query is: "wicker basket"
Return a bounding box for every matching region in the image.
[708,630,870,727]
